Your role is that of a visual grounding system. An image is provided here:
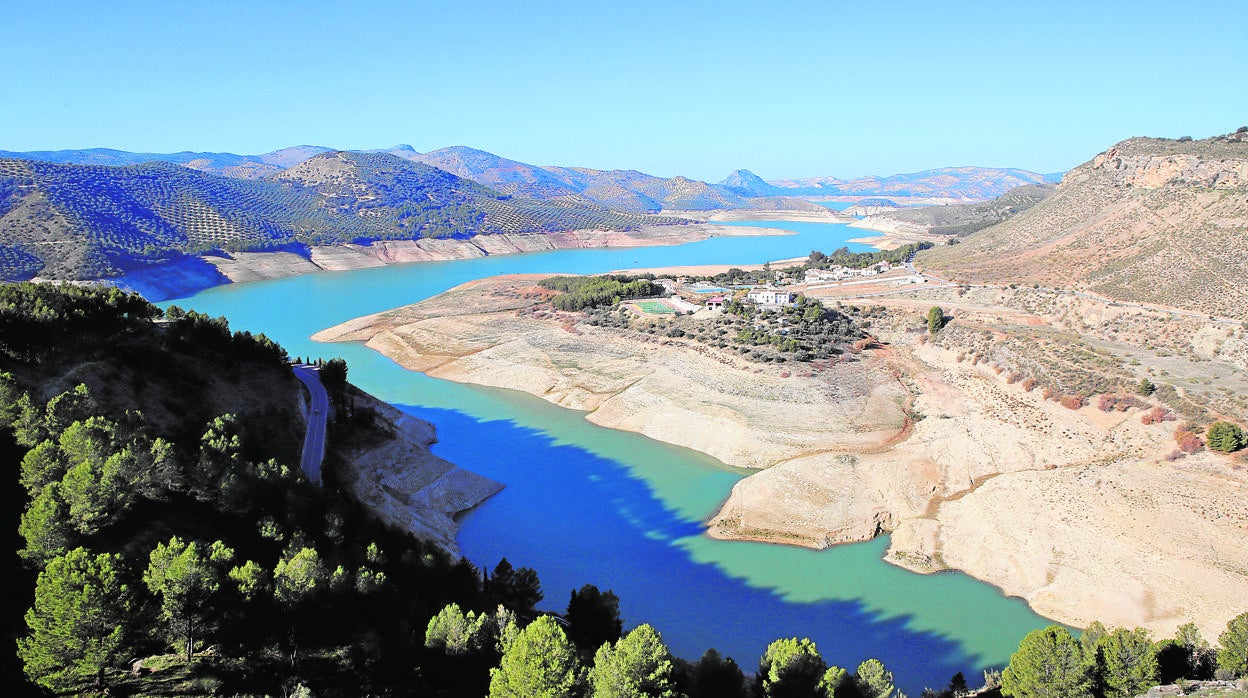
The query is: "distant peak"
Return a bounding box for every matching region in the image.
[719,168,775,195]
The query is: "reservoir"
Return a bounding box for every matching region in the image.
[165,220,1048,693]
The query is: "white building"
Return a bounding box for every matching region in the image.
[746,287,798,307]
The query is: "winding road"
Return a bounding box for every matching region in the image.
[292,364,329,484]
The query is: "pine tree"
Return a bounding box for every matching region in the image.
[589,624,678,698]
[756,637,843,698]
[144,537,232,661]
[1217,611,1248,678]
[488,615,584,697]
[17,547,132,691]
[855,658,896,698]
[1002,625,1092,698]
[1094,627,1158,697]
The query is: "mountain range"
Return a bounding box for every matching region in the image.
[0,151,688,280]
[0,144,1058,210]
[0,142,1058,282]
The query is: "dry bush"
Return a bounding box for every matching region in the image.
[1174,425,1204,454]
[1097,394,1117,412]
[1141,406,1175,425]
[1060,394,1087,410]
[1164,449,1185,461]
[1042,387,1058,401]
[1005,372,1020,385]
[992,364,1004,374]
[955,352,966,362]
[1021,377,1038,392]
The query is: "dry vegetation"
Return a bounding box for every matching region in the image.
[919,132,1248,320]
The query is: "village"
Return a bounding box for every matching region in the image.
[620,259,931,318]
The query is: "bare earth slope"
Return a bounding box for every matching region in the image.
[335,388,503,556]
[317,273,1248,640]
[918,133,1248,319]
[315,275,909,470]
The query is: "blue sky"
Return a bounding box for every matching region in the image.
[2,1,1245,181]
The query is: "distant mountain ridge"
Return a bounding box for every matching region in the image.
[0,145,1061,208]
[0,151,687,281]
[762,166,1061,200]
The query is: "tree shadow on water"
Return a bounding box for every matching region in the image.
[401,405,1006,695]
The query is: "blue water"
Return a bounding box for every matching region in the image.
[164,220,1051,693]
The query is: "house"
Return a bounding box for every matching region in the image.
[746,287,797,307]
[704,295,727,311]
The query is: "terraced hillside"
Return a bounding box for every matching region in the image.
[0,145,333,179]
[919,131,1248,319]
[0,152,688,281]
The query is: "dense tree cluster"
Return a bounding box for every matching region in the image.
[723,294,862,361]
[540,274,664,311]
[999,615,1248,698]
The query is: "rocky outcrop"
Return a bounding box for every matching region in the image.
[333,390,503,556]
[1091,143,1248,189]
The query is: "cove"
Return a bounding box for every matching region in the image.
[164,220,1051,694]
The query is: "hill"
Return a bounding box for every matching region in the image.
[0,146,335,180]
[918,130,1248,318]
[0,152,688,281]
[0,283,512,694]
[857,183,1056,236]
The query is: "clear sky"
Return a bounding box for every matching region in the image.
[2,1,1245,181]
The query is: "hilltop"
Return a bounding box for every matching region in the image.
[918,130,1248,319]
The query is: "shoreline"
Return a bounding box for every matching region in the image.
[314,274,1248,640]
[109,218,811,302]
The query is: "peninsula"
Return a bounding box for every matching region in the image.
[315,130,1248,642]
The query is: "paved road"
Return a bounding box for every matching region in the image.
[292,364,329,484]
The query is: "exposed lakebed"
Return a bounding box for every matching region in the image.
[163,220,1051,693]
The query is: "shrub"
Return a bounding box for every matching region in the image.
[1021,377,1038,392]
[1060,395,1087,410]
[1006,372,1020,385]
[1141,407,1174,425]
[1174,425,1203,454]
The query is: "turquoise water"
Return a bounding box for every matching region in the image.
[165,221,1050,693]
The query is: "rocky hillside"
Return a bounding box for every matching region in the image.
[0,152,687,281]
[919,130,1248,319]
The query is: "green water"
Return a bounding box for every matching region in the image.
[163,221,1051,692]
